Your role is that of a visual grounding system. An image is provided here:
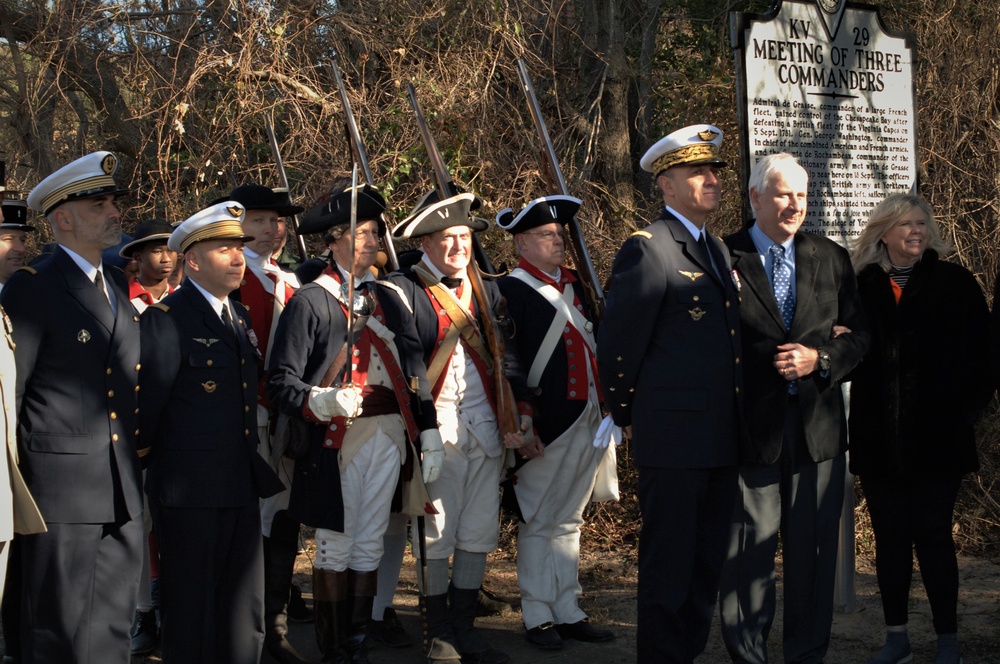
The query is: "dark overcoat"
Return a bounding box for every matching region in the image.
[850,250,991,477]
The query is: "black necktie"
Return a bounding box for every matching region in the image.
[440,276,463,290]
[221,305,239,343]
[697,233,719,279]
[94,271,113,314]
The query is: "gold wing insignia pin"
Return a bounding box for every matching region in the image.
[202,381,217,393]
[689,307,707,321]
[678,270,704,282]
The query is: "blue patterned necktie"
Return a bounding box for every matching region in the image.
[769,244,795,328]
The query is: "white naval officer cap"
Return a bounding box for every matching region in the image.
[169,202,255,253]
[639,124,727,177]
[27,151,131,216]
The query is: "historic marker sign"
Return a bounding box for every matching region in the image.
[731,0,917,246]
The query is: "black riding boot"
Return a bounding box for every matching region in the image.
[448,585,510,664]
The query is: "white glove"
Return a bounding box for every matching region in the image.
[593,415,622,448]
[419,429,444,484]
[308,385,363,421]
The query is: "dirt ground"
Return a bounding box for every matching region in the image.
[10,528,998,663]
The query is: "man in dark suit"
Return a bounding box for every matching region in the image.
[718,153,869,664]
[0,151,143,664]
[139,201,284,664]
[597,125,745,664]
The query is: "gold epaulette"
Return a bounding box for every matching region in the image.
[631,230,653,239]
[15,266,37,275]
[150,303,170,312]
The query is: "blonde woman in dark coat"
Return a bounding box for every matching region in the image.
[849,193,992,664]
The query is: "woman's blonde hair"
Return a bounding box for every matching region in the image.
[851,192,952,273]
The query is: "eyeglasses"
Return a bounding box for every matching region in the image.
[523,229,569,242]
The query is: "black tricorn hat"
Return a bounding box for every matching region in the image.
[392,191,488,239]
[297,184,387,236]
[119,218,175,257]
[224,184,304,217]
[496,195,582,235]
[0,198,34,232]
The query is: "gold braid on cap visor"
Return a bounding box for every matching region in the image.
[651,144,722,174]
[39,175,118,214]
[181,220,246,252]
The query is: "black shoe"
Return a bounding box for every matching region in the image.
[525,622,563,650]
[474,586,512,617]
[130,608,159,655]
[288,583,314,623]
[554,619,615,643]
[458,648,510,664]
[368,607,413,648]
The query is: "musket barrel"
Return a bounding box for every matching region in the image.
[515,58,606,323]
[264,115,309,262]
[330,56,399,271]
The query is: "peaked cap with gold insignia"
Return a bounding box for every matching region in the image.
[27,151,131,215]
[169,202,254,253]
[640,124,726,176]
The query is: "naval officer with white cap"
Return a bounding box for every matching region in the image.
[0,151,142,664]
[597,125,748,663]
[139,201,284,664]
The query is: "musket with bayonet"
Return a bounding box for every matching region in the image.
[264,116,309,263]
[404,81,521,442]
[515,58,606,324]
[328,54,400,273]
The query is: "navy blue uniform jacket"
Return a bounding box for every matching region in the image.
[598,211,747,468]
[1,246,142,524]
[139,283,283,508]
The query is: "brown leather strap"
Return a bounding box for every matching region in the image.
[317,313,370,388]
[414,267,492,370]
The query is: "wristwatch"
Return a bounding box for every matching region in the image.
[817,348,831,372]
